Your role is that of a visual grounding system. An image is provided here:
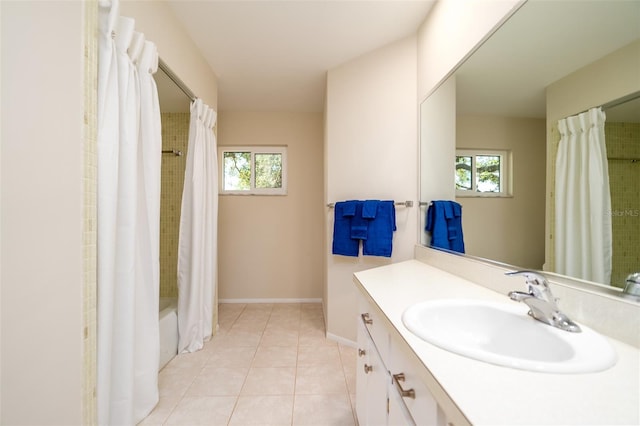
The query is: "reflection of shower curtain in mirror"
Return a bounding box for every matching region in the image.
[555,107,612,284]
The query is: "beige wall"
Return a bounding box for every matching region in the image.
[546,40,640,126]
[217,112,324,301]
[325,36,418,342]
[456,115,546,269]
[1,2,85,424]
[545,40,640,270]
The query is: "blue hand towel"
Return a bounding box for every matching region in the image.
[350,202,368,240]
[332,201,359,256]
[425,200,465,253]
[362,200,379,219]
[363,200,396,257]
[342,200,356,217]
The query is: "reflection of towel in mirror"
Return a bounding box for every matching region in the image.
[426,200,465,253]
[363,200,396,257]
[332,201,359,256]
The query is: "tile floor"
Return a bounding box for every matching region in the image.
[140,303,358,426]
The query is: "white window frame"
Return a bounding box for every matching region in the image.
[218,145,288,195]
[455,149,512,197]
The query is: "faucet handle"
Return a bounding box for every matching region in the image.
[505,270,580,333]
[505,270,550,291]
[623,272,640,297]
[505,270,557,303]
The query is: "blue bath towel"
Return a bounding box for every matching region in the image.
[426,200,465,253]
[332,201,359,256]
[363,200,396,257]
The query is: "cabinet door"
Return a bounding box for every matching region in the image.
[388,381,416,426]
[389,342,439,425]
[356,316,389,426]
[358,295,389,365]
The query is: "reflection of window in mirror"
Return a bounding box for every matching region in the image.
[219,146,287,195]
[455,149,512,197]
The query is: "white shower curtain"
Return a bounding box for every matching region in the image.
[555,107,612,284]
[97,1,161,424]
[177,99,218,353]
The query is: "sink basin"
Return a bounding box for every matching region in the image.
[402,299,617,373]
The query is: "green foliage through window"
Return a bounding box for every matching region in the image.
[223,152,251,191]
[476,155,501,192]
[219,146,287,195]
[455,150,510,197]
[255,153,282,189]
[455,156,472,190]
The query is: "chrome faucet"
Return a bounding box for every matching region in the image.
[623,272,640,298]
[506,270,581,333]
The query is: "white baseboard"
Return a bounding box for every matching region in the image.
[219,298,323,304]
[326,331,357,348]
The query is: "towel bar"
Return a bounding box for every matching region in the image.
[420,201,462,207]
[327,200,413,208]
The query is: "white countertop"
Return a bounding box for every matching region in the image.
[354,260,640,426]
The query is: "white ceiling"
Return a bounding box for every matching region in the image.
[156,0,640,119]
[157,0,436,112]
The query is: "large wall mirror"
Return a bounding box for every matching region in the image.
[419,0,639,295]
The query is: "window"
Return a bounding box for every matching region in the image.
[219,146,287,195]
[455,149,511,197]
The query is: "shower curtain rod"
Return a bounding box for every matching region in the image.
[158,58,196,102]
[162,149,183,156]
[602,91,640,111]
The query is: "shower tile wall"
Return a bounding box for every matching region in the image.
[160,113,190,297]
[83,0,98,423]
[606,122,640,288]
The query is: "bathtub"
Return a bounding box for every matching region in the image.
[159,297,178,370]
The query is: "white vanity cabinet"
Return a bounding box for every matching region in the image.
[356,295,447,426]
[354,259,640,426]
